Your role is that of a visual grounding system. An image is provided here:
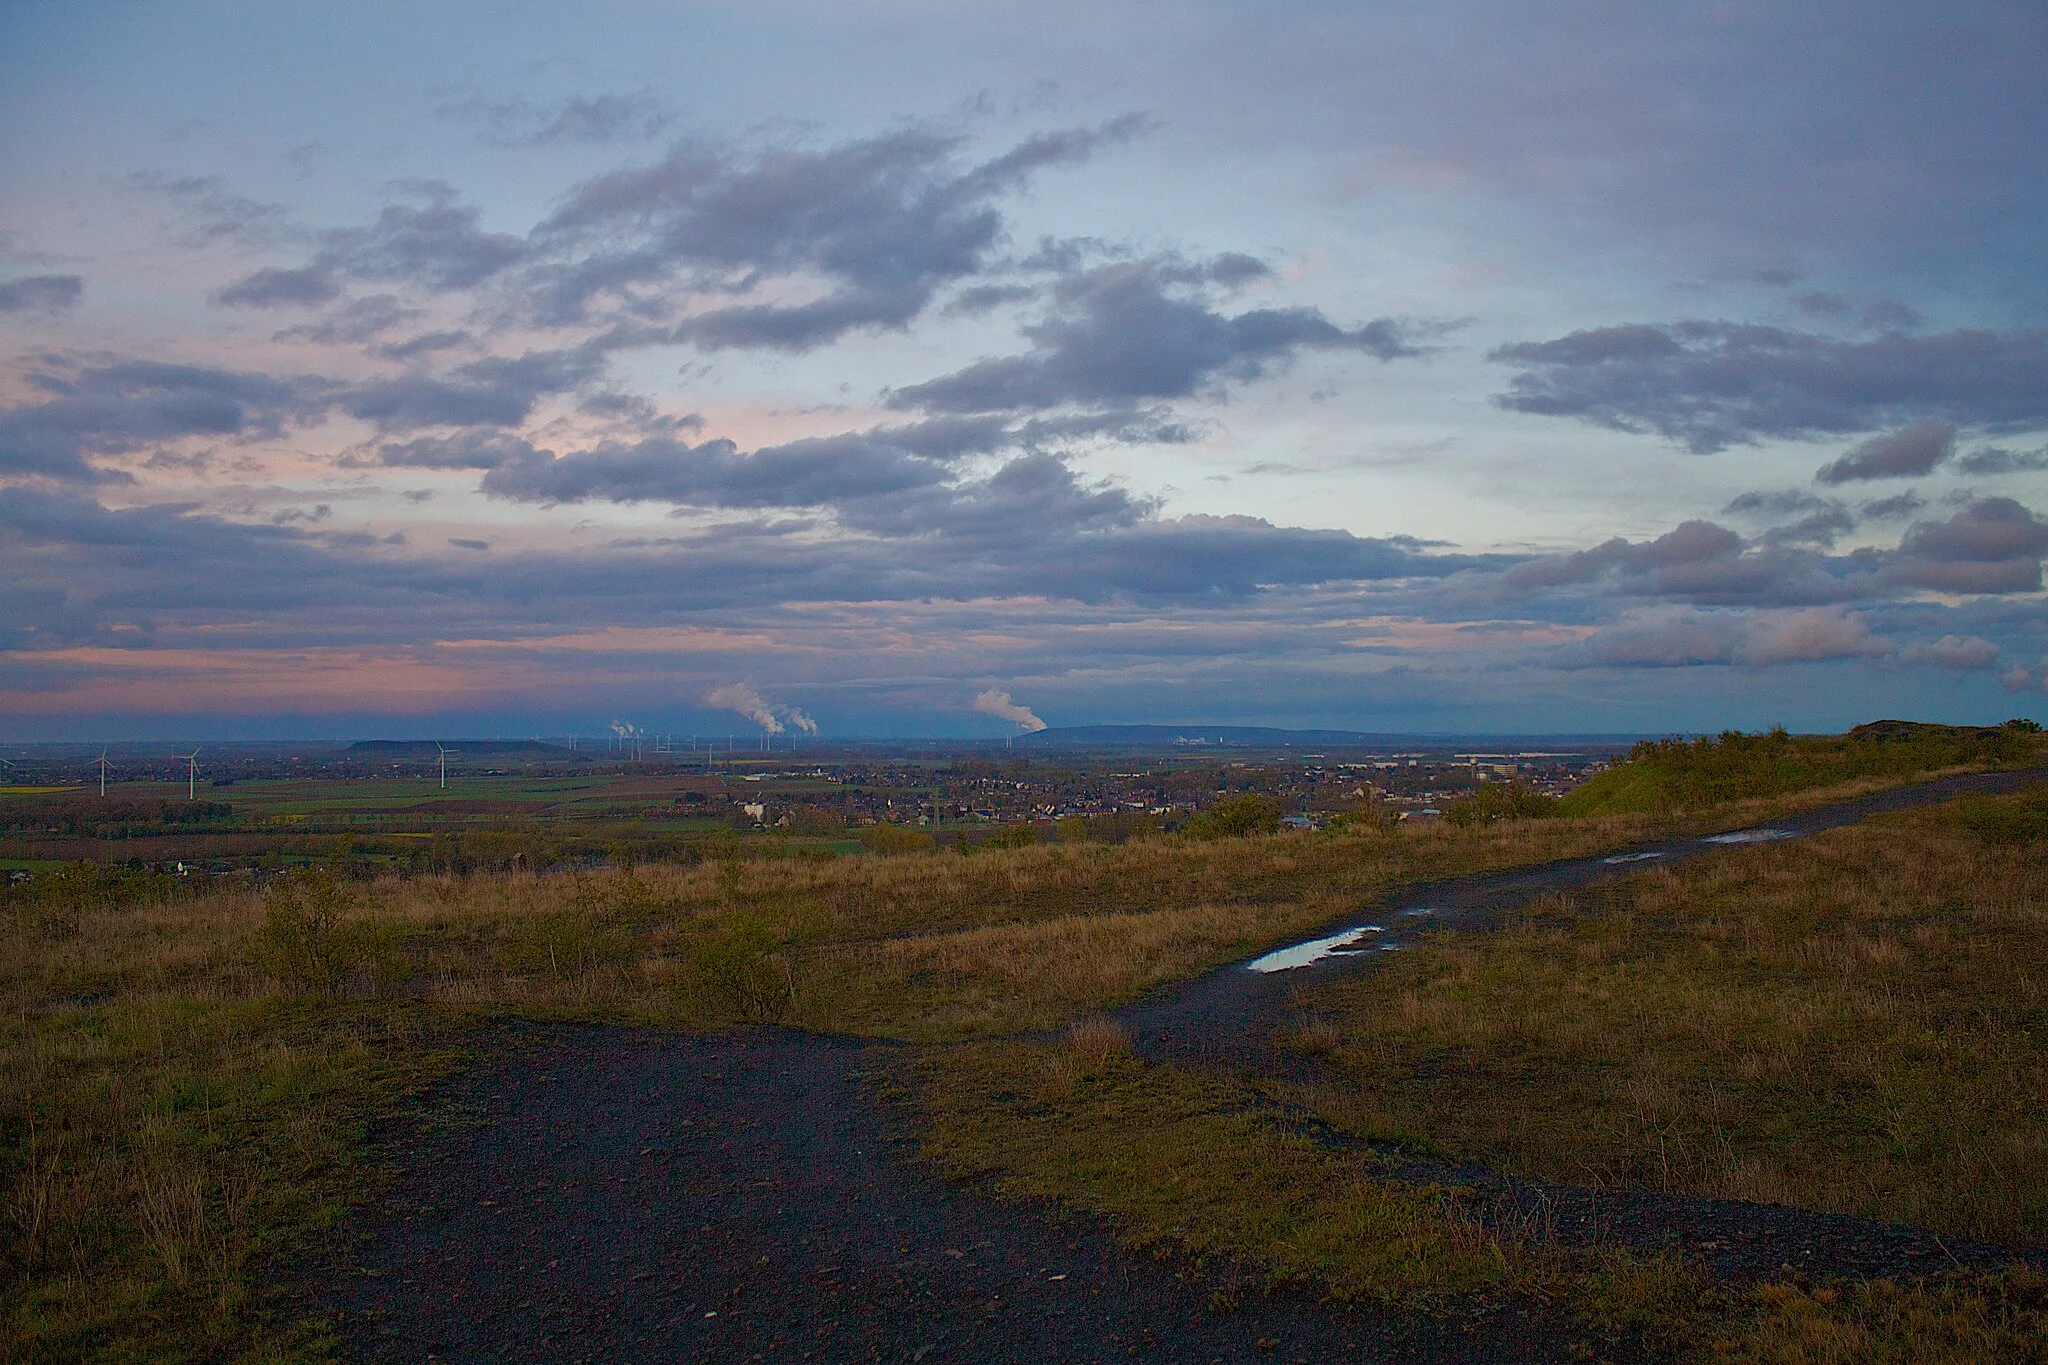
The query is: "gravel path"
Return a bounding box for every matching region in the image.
[327,1025,1591,1363]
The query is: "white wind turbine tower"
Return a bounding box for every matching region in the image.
[179,749,202,800]
[434,742,449,790]
[93,748,111,797]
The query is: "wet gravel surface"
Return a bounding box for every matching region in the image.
[320,770,2048,1361]
[327,1025,1594,1364]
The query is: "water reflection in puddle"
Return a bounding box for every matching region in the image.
[1245,925,1385,973]
[1701,828,1796,845]
[1603,851,1666,865]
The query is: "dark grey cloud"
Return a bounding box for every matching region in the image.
[1860,491,1926,520]
[0,275,84,314]
[1958,445,2048,476]
[478,430,952,509]
[1720,489,1854,547]
[831,451,1146,543]
[336,345,604,430]
[375,432,546,470]
[889,255,1426,414]
[216,265,339,308]
[217,184,525,308]
[273,294,424,344]
[0,359,313,483]
[1492,323,2048,453]
[525,117,1147,342]
[1814,419,1956,484]
[1888,497,2048,594]
[1504,520,1743,590]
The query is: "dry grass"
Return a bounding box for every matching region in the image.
[1285,795,2048,1246]
[904,1032,1553,1307]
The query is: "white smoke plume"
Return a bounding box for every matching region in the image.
[705,684,819,736]
[705,683,783,734]
[972,688,1047,732]
[608,719,642,739]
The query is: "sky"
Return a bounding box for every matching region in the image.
[2,0,2046,740]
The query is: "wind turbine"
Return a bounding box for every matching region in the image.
[434,742,449,790]
[178,749,202,800]
[94,748,111,797]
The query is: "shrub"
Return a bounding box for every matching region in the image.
[1180,794,1283,840]
[858,823,934,855]
[687,914,797,1023]
[1441,782,1557,827]
[249,869,411,994]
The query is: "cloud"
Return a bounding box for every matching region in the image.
[337,346,605,430]
[216,266,340,308]
[216,184,525,308]
[1888,497,2048,594]
[1958,445,2048,475]
[1897,634,1999,671]
[1860,491,1927,520]
[1491,323,2048,453]
[0,358,313,482]
[972,687,1046,731]
[478,427,957,508]
[375,432,548,470]
[1719,490,1853,548]
[1503,520,1743,590]
[1571,605,1884,668]
[452,92,675,148]
[1814,419,1956,484]
[527,118,1148,343]
[889,255,1427,414]
[0,275,84,314]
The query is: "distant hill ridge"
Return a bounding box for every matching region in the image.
[348,740,568,754]
[1016,724,1635,748]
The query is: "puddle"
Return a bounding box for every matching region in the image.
[1701,828,1796,845]
[1399,907,1436,918]
[1245,925,1385,973]
[1602,851,1667,864]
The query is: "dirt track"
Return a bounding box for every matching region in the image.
[327,1026,1589,1363]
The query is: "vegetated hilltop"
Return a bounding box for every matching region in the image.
[1557,718,2044,816]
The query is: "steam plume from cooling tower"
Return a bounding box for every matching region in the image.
[972,688,1047,732]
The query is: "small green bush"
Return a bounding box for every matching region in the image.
[687,914,797,1022]
[1442,782,1556,827]
[1180,794,1283,840]
[250,870,410,994]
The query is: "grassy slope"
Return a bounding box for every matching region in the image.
[1558,725,2040,816]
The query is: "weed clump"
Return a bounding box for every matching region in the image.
[1180,794,1282,840]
